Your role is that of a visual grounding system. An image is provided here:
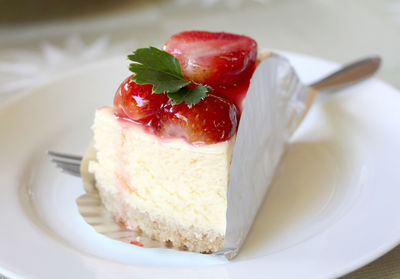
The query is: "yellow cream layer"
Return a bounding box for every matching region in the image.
[89,107,234,235]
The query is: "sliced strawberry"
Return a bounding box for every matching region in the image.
[159,95,238,144]
[163,31,257,89]
[114,75,168,121]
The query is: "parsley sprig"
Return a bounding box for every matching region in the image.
[128,47,211,106]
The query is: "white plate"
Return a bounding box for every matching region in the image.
[1,52,400,279]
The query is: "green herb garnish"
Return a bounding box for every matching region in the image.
[128,46,211,106]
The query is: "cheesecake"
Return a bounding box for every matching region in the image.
[88,31,267,253]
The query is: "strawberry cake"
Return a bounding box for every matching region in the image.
[88,31,269,253]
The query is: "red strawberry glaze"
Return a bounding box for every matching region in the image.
[212,76,252,111]
[130,240,144,247]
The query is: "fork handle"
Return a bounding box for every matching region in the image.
[310,56,381,91]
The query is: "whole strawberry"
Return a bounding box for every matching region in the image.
[159,95,238,144]
[114,75,168,121]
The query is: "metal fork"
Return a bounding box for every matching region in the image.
[48,56,381,177]
[48,151,82,177]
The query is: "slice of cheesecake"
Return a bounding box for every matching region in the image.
[88,31,265,253]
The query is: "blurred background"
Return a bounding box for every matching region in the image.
[1,0,400,101]
[1,0,399,277]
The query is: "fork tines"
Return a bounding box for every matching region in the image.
[48,151,83,177]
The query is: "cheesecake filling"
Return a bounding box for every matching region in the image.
[89,107,234,251]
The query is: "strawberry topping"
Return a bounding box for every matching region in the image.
[163,31,257,89]
[114,31,259,144]
[114,75,168,121]
[159,95,238,144]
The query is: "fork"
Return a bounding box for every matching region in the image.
[48,56,381,176]
[48,151,82,177]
